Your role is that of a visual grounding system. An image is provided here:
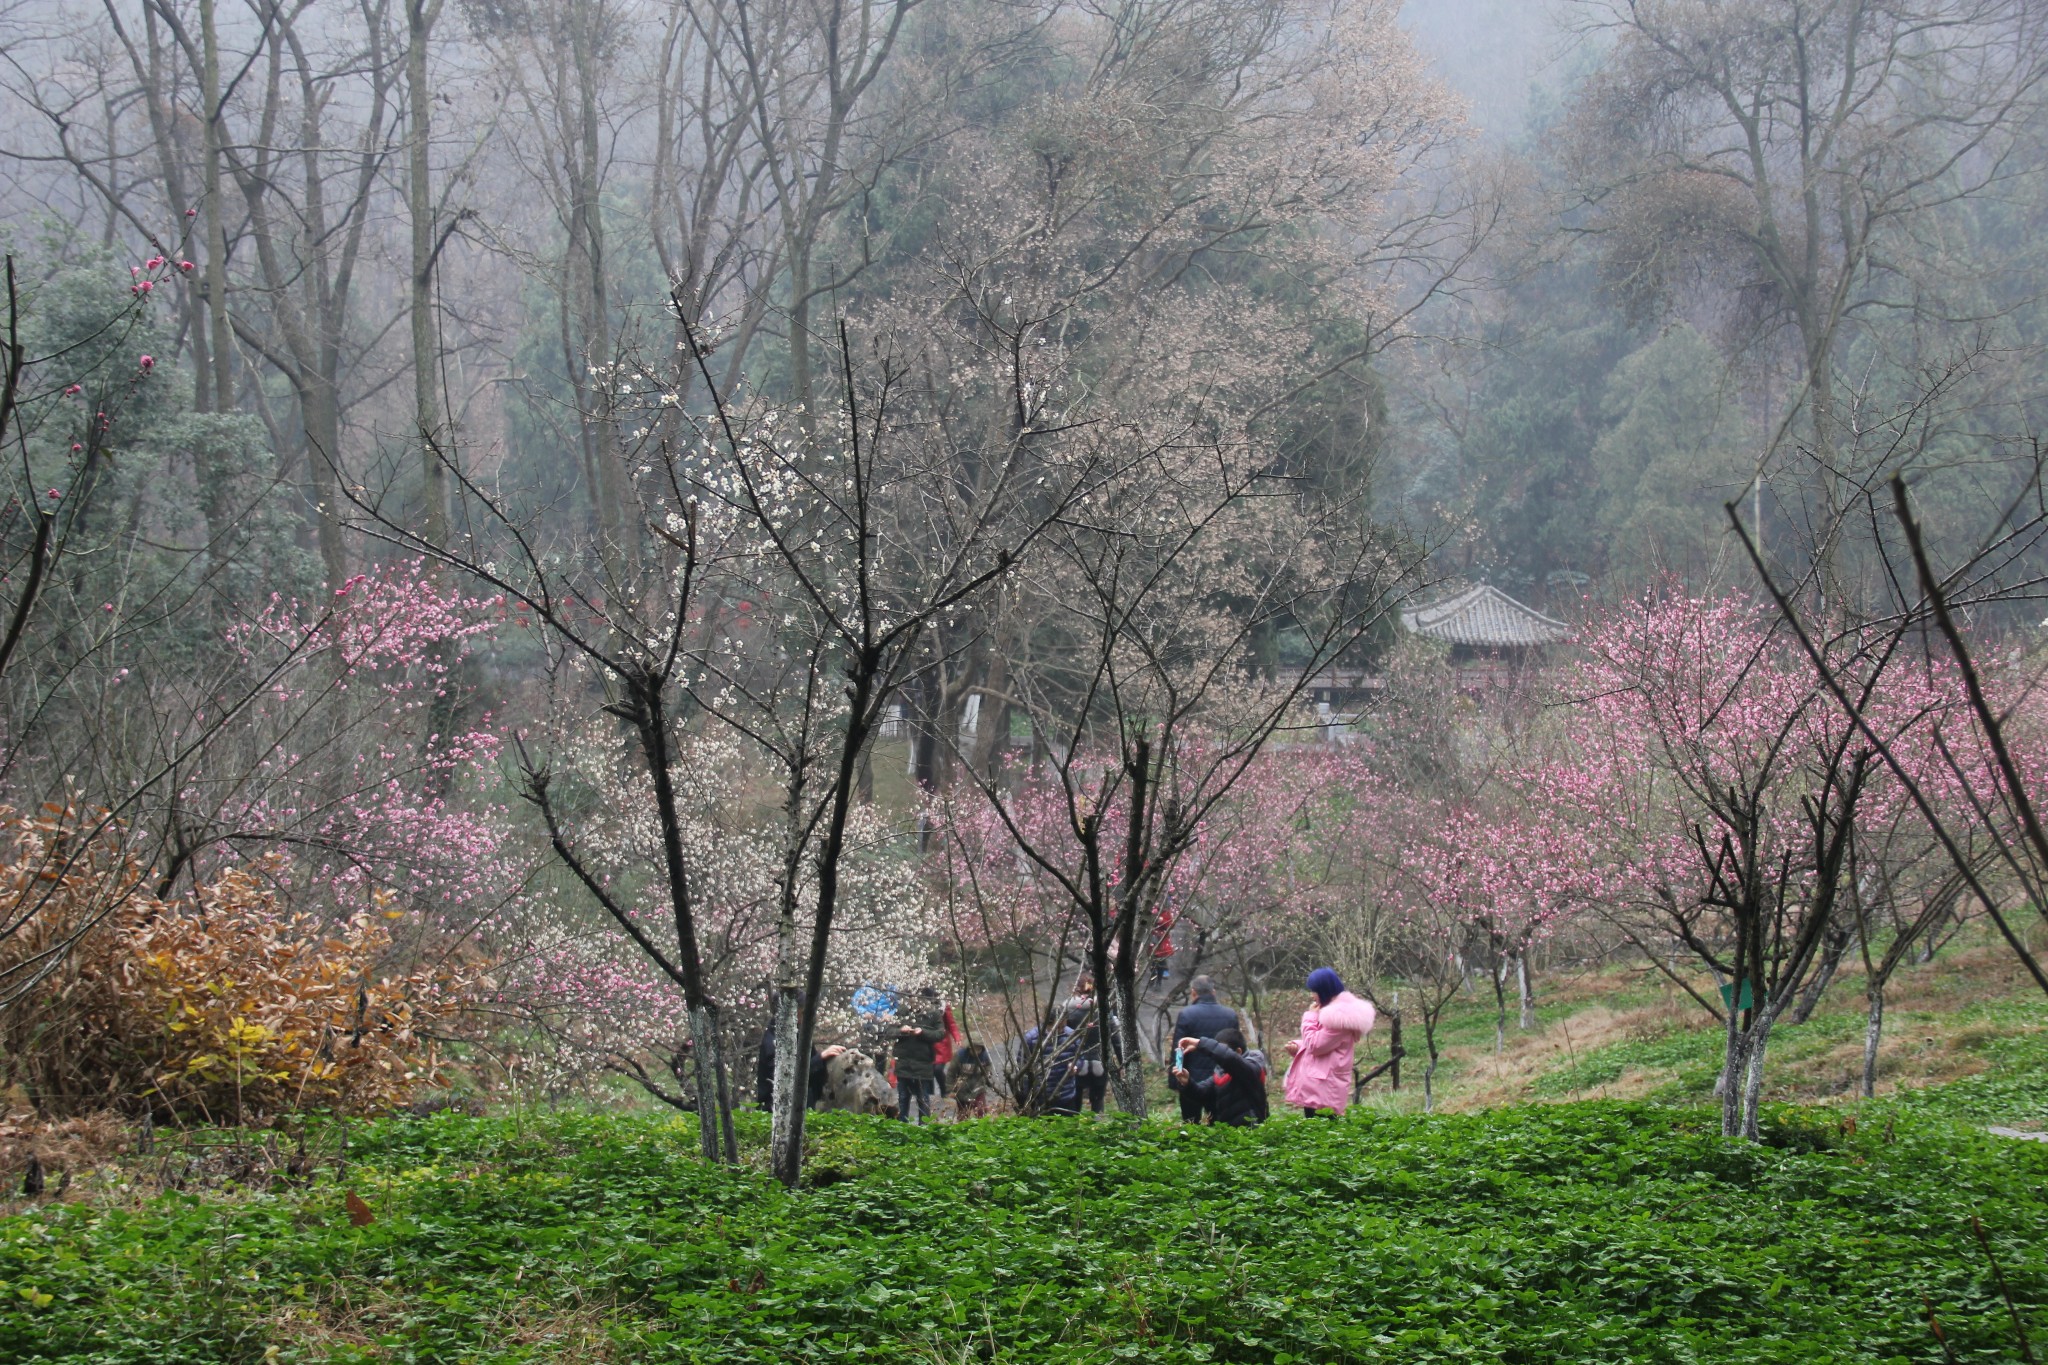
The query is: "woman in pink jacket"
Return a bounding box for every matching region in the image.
[1282,967,1376,1117]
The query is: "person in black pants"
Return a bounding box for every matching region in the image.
[1171,1027,1269,1126]
[1169,975,1239,1122]
[755,1023,831,1110]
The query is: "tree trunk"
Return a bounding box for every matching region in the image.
[1389,1009,1401,1091]
[787,254,813,431]
[407,0,447,549]
[687,1003,735,1161]
[1737,1007,1779,1140]
[1107,973,1146,1114]
[1861,982,1884,1099]
[1105,740,1152,1117]
[1717,999,1751,1135]
[1491,950,1507,1057]
[771,662,882,1187]
[635,681,735,1164]
[767,786,810,1184]
[567,0,631,568]
[199,0,233,414]
[1422,1023,1439,1115]
[302,374,349,586]
[1790,920,1850,1025]
[769,981,804,1172]
[1517,953,1534,1030]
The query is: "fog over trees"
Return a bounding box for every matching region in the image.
[0,0,2046,1178]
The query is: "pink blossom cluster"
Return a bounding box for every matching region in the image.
[205,560,521,932]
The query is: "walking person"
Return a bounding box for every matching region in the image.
[1171,1027,1269,1126]
[1282,967,1376,1118]
[1065,974,1107,1114]
[893,986,947,1123]
[1169,975,1239,1123]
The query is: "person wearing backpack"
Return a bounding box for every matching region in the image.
[1171,1027,1268,1126]
[1019,1017,1083,1115]
[1063,974,1107,1114]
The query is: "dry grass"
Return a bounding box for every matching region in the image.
[1410,927,2048,1115]
[1436,999,1700,1111]
[0,1106,134,1208]
[273,1290,636,1363]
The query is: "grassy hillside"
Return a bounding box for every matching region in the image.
[1342,931,2048,1129]
[2,924,2043,1363]
[1,1094,2043,1363]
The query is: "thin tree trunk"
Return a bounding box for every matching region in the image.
[1718,1002,1750,1135]
[767,761,812,1183]
[1491,947,1507,1056]
[199,0,232,414]
[636,681,735,1164]
[1738,1008,1779,1140]
[1791,920,1850,1025]
[1106,740,1151,1116]
[687,1004,733,1154]
[407,0,447,548]
[567,0,630,567]
[772,661,882,1188]
[787,254,812,430]
[1422,1024,1439,1114]
[302,376,349,586]
[1108,974,1146,1113]
[1861,982,1884,1099]
[1516,953,1534,1030]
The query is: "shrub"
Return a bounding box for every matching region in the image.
[0,806,483,1120]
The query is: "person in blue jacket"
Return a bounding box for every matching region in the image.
[1020,1017,1085,1115]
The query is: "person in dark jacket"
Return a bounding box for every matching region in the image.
[755,1024,831,1110]
[1020,1020,1083,1115]
[1171,1026,1268,1127]
[893,986,947,1123]
[1170,975,1240,1122]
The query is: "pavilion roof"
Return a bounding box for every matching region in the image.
[1400,584,1573,649]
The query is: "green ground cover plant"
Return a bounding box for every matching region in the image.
[0,1100,2042,1364]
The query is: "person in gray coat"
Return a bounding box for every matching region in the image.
[1169,975,1240,1122]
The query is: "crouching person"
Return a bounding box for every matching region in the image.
[1171,1027,1269,1126]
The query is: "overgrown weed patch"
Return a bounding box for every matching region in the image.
[0,1101,2043,1363]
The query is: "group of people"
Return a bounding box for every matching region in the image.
[1030,967,1378,1125]
[758,966,1376,1126]
[756,986,992,1123]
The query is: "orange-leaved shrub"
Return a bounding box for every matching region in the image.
[0,806,484,1120]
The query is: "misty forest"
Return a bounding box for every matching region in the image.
[0,0,2046,1360]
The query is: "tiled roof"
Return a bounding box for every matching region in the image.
[1400,584,1573,649]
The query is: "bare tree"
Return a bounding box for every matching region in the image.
[1569,0,2048,588]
